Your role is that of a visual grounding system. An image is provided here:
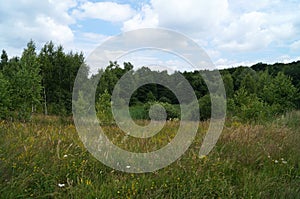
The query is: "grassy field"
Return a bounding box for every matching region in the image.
[0,112,299,198]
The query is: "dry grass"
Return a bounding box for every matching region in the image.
[0,113,299,198]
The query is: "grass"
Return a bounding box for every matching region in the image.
[0,113,299,198]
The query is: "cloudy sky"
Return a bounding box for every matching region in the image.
[1,0,300,69]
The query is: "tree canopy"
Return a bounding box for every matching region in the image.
[0,40,299,123]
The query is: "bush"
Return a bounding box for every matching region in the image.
[261,72,298,114]
[96,90,114,124]
[136,102,180,119]
[129,105,148,120]
[198,95,211,120]
[228,88,271,123]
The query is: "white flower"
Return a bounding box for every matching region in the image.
[282,160,287,164]
[58,183,65,188]
[274,160,279,163]
[63,155,68,158]
[126,165,131,169]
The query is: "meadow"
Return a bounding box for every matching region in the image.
[0,112,299,198]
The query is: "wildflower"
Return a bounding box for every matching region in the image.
[86,179,92,185]
[274,160,279,163]
[126,165,131,169]
[282,160,287,164]
[63,154,68,158]
[58,183,65,188]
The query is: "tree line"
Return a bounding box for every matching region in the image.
[0,40,299,122]
[92,61,299,123]
[0,41,86,121]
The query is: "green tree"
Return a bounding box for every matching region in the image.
[241,73,257,94]
[39,42,86,115]
[262,72,298,114]
[147,91,156,102]
[222,72,234,98]
[96,90,113,124]
[73,91,90,118]
[0,72,11,119]
[10,40,42,120]
[256,70,272,98]
[0,50,8,70]
[228,88,270,123]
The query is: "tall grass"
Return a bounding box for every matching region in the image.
[0,113,299,198]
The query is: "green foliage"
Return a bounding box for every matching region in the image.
[96,90,114,124]
[73,91,90,117]
[228,88,270,123]
[5,40,43,121]
[241,73,257,94]
[129,105,149,120]
[198,94,211,120]
[197,94,226,121]
[222,72,234,98]
[143,102,180,120]
[0,72,11,119]
[146,91,156,102]
[39,42,86,115]
[262,72,298,114]
[158,96,172,104]
[0,49,8,70]
[231,67,257,91]
[1,40,300,124]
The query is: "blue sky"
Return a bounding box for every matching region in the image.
[1,0,300,70]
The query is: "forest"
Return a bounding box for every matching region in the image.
[0,40,299,123]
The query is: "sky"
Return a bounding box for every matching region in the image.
[1,0,300,70]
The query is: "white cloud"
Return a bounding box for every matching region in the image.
[228,0,279,13]
[117,51,192,73]
[68,32,109,59]
[291,40,300,51]
[151,0,228,31]
[122,0,229,36]
[214,58,257,69]
[1,0,300,68]
[120,0,300,57]
[223,1,300,50]
[122,4,159,31]
[0,0,77,55]
[81,32,109,43]
[35,15,74,44]
[274,55,300,64]
[73,1,135,22]
[215,12,272,51]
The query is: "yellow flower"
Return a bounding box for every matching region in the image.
[86,179,92,185]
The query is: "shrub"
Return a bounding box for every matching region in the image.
[143,102,180,120]
[228,88,271,123]
[96,90,114,124]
